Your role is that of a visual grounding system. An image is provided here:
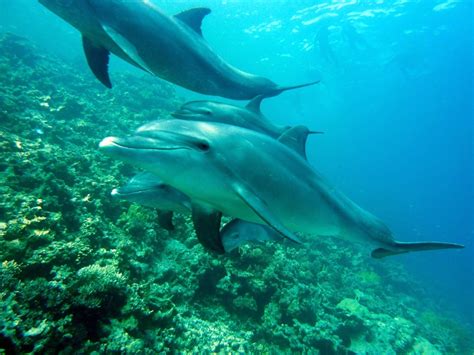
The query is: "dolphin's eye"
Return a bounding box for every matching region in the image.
[195,141,210,151]
[201,109,212,116]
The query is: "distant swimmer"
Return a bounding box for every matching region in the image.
[315,25,338,66]
[342,22,370,52]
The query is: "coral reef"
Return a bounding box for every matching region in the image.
[0,33,472,353]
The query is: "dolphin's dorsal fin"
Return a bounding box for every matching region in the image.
[277,126,323,160]
[245,95,265,115]
[82,36,112,88]
[232,182,302,245]
[174,8,211,36]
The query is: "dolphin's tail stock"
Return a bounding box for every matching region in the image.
[269,79,320,97]
[371,240,464,259]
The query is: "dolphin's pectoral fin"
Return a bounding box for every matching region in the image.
[101,25,154,74]
[232,183,302,245]
[278,126,323,161]
[157,210,174,231]
[371,241,464,259]
[82,36,112,88]
[191,203,225,253]
[245,95,265,115]
[174,8,211,37]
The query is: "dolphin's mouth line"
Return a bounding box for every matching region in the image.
[110,141,189,151]
[172,108,211,118]
[171,110,194,118]
[114,188,157,196]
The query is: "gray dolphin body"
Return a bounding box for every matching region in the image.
[38,0,318,99]
[112,172,283,252]
[99,119,464,258]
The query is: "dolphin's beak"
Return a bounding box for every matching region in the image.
[99,136,119,148]
[99,136,128,159]
[99,135,190,153]
[171,108,193,119]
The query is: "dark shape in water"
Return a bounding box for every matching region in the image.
[315,25,338,66]
[38,0,319,99]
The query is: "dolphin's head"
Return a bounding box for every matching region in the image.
[99,120,226,193]
[111,172,191,211]
[172,101,243,125]
[111,173,168,199]
[39,0,74,7]
[39,0,94,31]
[39,0,76,16]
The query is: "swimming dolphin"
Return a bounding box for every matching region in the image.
[172,96,289,138]
[172,95,323,158]
[99,119,464,258]
[112,172,282,252]
[220,219,283,253]
[38,0,319,99]
[111,172,191,231]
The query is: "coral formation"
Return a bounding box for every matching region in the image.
[0,33,472,353]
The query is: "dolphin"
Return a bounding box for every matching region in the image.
[112,172,283,252]
[172,96,289,138]
[111,172,191,231]
[99,119,464,258]
[172,95,323,159]
[38,0,319,99]
[220,219,283,253]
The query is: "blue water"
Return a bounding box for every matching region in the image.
[1,0,472,325]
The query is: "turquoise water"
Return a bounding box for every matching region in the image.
[0,0,472,352]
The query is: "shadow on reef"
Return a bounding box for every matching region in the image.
[0,33,473,353]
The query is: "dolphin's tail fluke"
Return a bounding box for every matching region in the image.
[270,80,320,97]
[371,241,464,259]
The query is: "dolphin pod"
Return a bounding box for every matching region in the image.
[99,119,464,258]
[103,119,315,253]
[38,0,318,99]
[40,1,463,258]
[112,172,283,252]
[110,94,320,252]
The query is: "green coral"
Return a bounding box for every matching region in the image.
[73,263,127,309]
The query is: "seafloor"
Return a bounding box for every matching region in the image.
[0,33,472,354]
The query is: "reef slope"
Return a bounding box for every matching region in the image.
[0,33,472,353]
